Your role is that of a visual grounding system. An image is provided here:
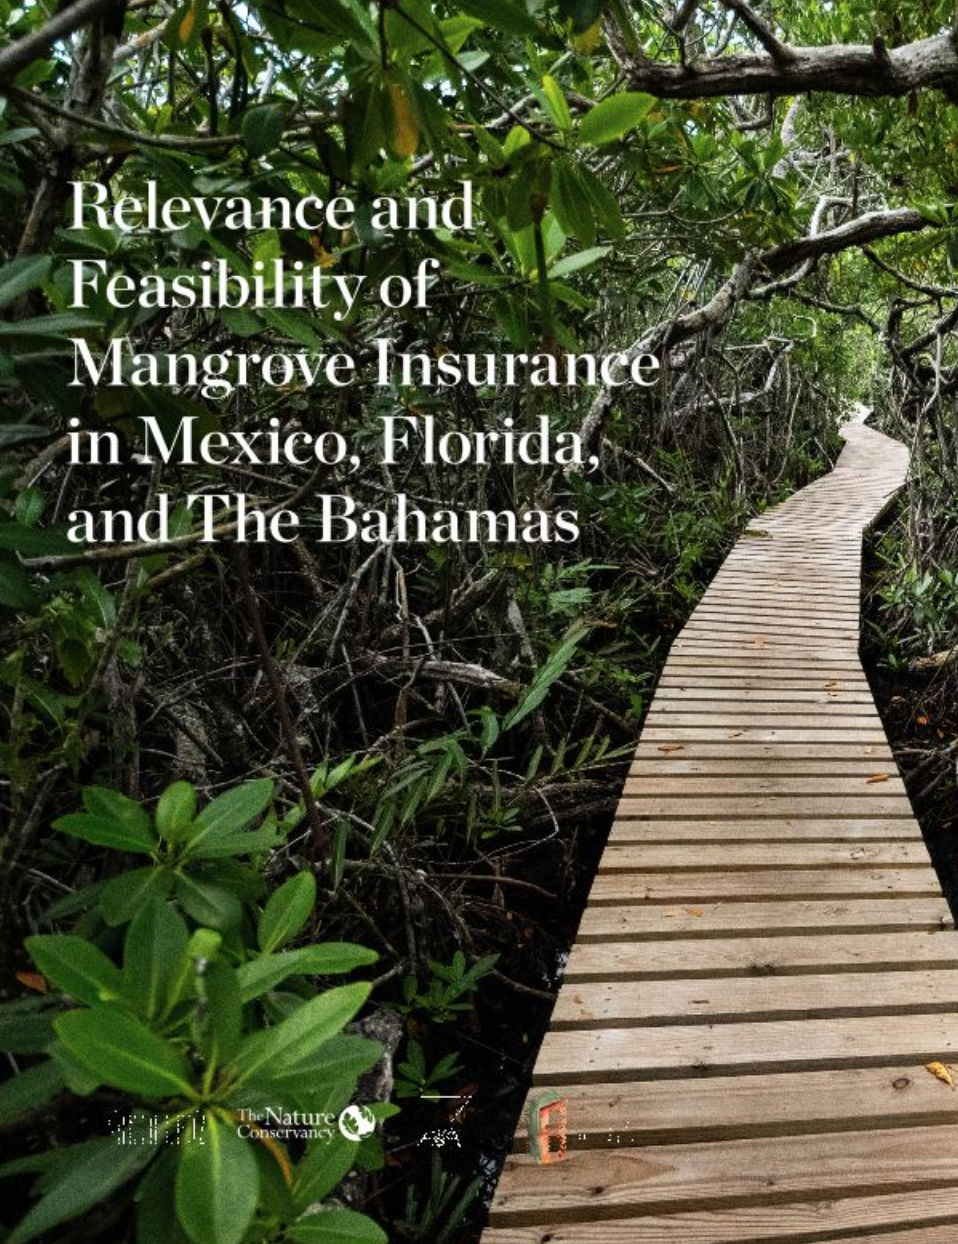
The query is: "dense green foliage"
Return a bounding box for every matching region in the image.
[2,0,958,1240]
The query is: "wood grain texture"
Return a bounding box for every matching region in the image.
[534,1013,958,1081]
[563,931,957,981]
[488,1125,958,1224]
[511,1066,958,1144]
[480,426,952,1243]
[483,1196,958,1243]
[576,899,953,940]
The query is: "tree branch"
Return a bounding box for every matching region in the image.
[620,31,958,99]
[575,206,936,457]
[0,0,124,86]
[719,0,796,64]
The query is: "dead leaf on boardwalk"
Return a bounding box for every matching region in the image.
[658,742,685,753]
[727,730,745,738]
[685,907,704,917]
[866,774,890,784]
[751,636,768,648]
[925,1062,955,1088]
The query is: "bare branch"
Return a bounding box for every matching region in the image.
[619,31,958,99]
[719,0,796,64]
[0,0,124,86]
[575,206,936,457]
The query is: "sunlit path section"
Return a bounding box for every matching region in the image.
[482,424,958,1244]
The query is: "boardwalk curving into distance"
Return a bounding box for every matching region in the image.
[482,424,958,1244]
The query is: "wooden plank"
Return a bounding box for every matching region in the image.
[551,970,958,1028]
[609,818,918,841]
[641,729,889,743]
[621,776,907,795]
[589,870,943,904]
[483,1196,958,1244]
[632,747,896,764]
[563,931,956,982]
[612,796,913,818]
[510,1067,958,1147]
[488,1126,958,1224]
[534,1014,958,1082]
[653,687,874,702]
[598,843,928,871]
[629,759,898,775]
[665,657,865,671]
[576,898,953,940]
[650,702,884,717]
[643,713,884,727]
[657,676,871,690]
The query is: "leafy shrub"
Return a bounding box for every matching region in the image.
[0,780,389,1244]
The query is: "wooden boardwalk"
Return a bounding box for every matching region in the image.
[483,424,958,1244]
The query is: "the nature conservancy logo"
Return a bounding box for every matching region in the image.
[526,1090,568,1165]
[112,1105,377,1146]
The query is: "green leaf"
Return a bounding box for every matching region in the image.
[124,900,190,1020]
[457,0,538,36]
[0,254,51,312]
[156,781,198,843]
[503,623,590,730]
[559,0,605,32]
[55,1005,193,1097]
[576,162,626,239]
[175,1112,259,1244]
[100,867,171,926]
[14,487,44,526]
[293,1135,360,1208]
[53,812,156,855]
[183,826,284,859]
[243,1037,380,1117]
[232,983,371,1086]
[83,786,153,836]
[0,521,74,556]
[7,1134,160,1244]
[0,423,49,447]
[195,960,242,1067]
[0,999,55,1054]
[182,780,273,858]
[0,1060,64,1126]
[174,875,242,930]
[238,944,378,1003]
[25,934,123,1005]
[241,103,289,158]
[288,1209,388,1244]
[285,0,377,46]
[0,555,38,609]
[548,245,611,278]
[257,872,316,953]
[579,92,655,145]
[551,159,596,246]
[0,311,101,339]
[541,75,573,132]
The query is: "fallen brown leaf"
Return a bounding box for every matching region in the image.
[657,742,685,753]
[16,971,47,994]
[925,1061,955,1088]
[866,774,890,784]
